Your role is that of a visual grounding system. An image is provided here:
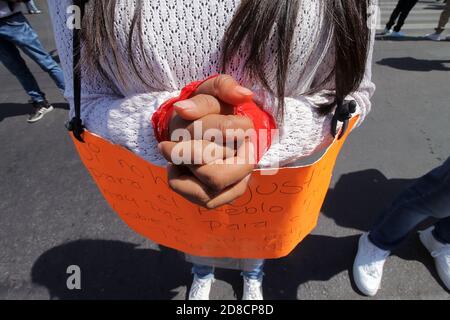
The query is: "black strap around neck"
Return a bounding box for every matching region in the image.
[66,0,87,142]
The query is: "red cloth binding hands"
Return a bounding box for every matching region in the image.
[151,75,277,163]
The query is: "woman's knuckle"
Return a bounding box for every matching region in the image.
[220,115,234,132]
[215,74,232,93]
[212,76,221,97]
[195,94,210,107]
[193,190,209,204]
[205,172,225,191]
[236,184,248,197]
[168,179,179,192]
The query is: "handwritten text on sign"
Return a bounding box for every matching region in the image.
[71,117,357,259]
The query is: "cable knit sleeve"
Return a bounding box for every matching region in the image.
[48,0,178,166]
[258,10,376,169]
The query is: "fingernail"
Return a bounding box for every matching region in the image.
[236,86,253,96]
[174,100,196,110]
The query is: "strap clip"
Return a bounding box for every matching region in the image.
[66,117,85,142]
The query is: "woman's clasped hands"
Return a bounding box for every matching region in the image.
[158,75,260,209]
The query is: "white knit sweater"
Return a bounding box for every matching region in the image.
[48,0,376,168]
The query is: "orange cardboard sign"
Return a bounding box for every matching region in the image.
[71,117,358,259]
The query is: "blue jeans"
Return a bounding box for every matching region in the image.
[369,157,450,250]
[0,13,65,102]
[192,260,265,280]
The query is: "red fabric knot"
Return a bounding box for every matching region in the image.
[151,75,277,163]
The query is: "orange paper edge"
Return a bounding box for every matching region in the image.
[70,117,358,259]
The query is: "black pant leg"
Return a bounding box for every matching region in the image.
[394,0,419,32]
[387,0,408,29]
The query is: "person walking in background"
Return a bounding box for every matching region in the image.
[382,0,419,37]
[425,0,450,41]
[353,157,450,296]
[26,0,42,14]
[0,0,65,123]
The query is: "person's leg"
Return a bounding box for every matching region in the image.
[242,259,264,300]
[393,0,419,32]
[386,0,407,30]
[242,259,265,280]
[419,202,450,291]
[0,38,46,102]
[189,264,215,300]
[0,13,65,91]
[354,157,450,296]
[436,1,450,33]
[433,217,450,244]
[26,0,42,14]
[370,157,450,251]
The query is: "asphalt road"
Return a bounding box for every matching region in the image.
[0,1,449,300]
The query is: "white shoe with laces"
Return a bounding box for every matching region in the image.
[353,233,391,296]
[242,277,263,300]
[27,100,54,123]
[188,275,214,300]
[419,226,450,291]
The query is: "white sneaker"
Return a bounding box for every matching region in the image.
[425,32,442,41]
[242,277,263,300]
[390,31,406,37]
[419,226,450,291]
[353,233,391,296]
[188,275,214,300]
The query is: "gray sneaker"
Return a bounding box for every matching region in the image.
[27,100,54,123]
[425,32,442,41]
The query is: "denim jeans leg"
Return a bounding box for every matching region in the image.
[0,13,65,90]
[369,204,429,251]
[241,260,265,280]
[369,157,450,251]
[192,264,215,280]
[0,38,45,102]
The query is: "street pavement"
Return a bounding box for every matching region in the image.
[0,1,449,300]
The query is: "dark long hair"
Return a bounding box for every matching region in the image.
[82,0,371,122]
